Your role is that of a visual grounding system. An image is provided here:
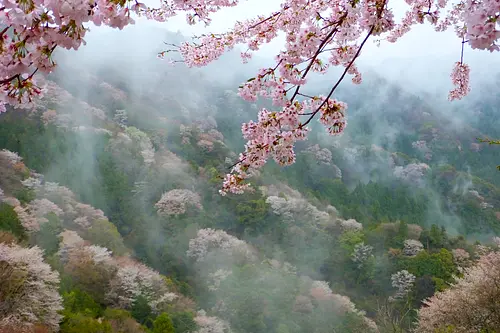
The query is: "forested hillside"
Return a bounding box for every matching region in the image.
[1,26,500,333]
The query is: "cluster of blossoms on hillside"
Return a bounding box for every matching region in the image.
[1,0,498,194]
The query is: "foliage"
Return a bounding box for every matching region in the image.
[170,311,198,333]
[0,203,26,241]
[60,313,112,333]
[152,313,175,333]
[84,219,127,256]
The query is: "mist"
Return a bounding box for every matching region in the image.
[2,7,500,333]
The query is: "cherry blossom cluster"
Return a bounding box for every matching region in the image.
[265,193,363,232]
[417,251,500,332]
[107,256,178,312]
[20,176,110,230]
[125,126,156,166]
[155,189,203,216]
[402,239,424,256]
[0,243,63,331]
[0,0,144,112]
[169,0,498,194]
[0,149,23,165]
[304,144,333,165]
[58,231,181,313]
[393,162,430,186]
[13,198,63,232]
[448,61,471,101]
[99,82,128,101]
[193,310,232,333]
[452,248,471,270]
[307,280,379,331]
[339,218,363,231]
[186,228,255,263]
[351,242,374,268]
[390,270,415,300]
[113,109,128,128]
[179,120,225,152]
[207,268,233,291]
[265,195,331,225]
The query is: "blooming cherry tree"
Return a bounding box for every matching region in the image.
[0,243,63,331]
[416,251,500,333]
[155,189,203,216]
[351,242,374,268]
[1,0,499,194]
[390,270,416,300]
[403,239,424,256]
[186,228,255,263]
[193,310,232,333]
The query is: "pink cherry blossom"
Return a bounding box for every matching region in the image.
[1,0,499,195]
[448,61,471,101]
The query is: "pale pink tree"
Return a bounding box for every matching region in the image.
[308,280,379,331]
[125,127,156,166]
[416,251,500,333]
[207,269,233,292]
[106,256,178,312]
[265,195,331,225]
[0,150,22,166]
[155,189,203,216]
[304,144,333,165]
[193,310,232,333]
[403,239,424,257]
[452,248,471,270]
[41,109,58,125]
[187,228,255,263]
[14,198,63,232]
[340,218,363,232]
[0,243,63,332]
[394,163,430,186]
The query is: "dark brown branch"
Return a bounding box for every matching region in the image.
[227,26,375,171]
[300,26,375,128]
[0,74,20,85]
[289,18,345,103]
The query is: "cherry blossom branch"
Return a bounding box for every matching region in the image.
[300,26,375,128]
[289,19,344,102]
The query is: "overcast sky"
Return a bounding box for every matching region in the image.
[84,0,498,95]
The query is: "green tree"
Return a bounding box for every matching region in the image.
[0,203,26,240]
[171,311,198,333]
[85,218,127,256]
[152,313,175,333]
[131,295,153,327]
[60,313,112,333]
[62,289,103,318]
[35,212,63,256]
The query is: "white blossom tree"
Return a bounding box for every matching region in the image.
[0,243,63,331]
[106,256,178,312]
[417,251,500,333]
[193,310,232,333]
[155,189,203,216]
[403,239,424,257]
[390,270,416,301]
[187,228,255,263]
[351,242,374,268]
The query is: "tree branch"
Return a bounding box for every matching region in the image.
[300,26,375,128]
